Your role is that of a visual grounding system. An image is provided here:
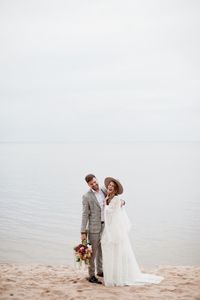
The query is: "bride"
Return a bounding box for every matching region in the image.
[101,177,164,287]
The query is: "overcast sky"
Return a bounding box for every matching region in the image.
[0,0,200,142]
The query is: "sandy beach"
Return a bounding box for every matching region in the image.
[0,264,200,300]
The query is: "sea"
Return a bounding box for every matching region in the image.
[0,142,199,267]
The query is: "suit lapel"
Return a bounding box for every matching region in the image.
[89,190,101,209]
[101,187,107,196]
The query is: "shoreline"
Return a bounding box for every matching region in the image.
[0,264,200,300]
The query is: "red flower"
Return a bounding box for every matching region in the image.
[73,240,92,266]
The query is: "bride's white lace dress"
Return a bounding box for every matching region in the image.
[101,196,164,287]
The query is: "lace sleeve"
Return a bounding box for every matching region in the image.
[104,196,129,244]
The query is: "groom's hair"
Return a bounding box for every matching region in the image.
[85,174,96,183]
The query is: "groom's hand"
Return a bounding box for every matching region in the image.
[81,233,87,241]
[120,200,126,207]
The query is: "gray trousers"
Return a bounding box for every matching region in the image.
[88,223,104,277]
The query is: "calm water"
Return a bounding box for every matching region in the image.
[0,142,199,267]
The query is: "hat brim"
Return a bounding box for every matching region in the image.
[104,177,123,195]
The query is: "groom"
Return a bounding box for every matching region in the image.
[81,174,106,284]
[81,174,125,284]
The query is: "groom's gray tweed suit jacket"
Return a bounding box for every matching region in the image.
[81,187,106,234]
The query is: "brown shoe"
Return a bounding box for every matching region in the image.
[97,272,104,277]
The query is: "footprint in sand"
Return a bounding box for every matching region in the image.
[6,279,16,283]
[72,280,77,284]
[160,286,177,292]
[52,289,65,296]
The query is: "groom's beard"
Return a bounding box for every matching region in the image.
[91,184,99,191]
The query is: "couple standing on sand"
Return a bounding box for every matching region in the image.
[81,174,163,287]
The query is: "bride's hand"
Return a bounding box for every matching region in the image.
[105,193,110,201]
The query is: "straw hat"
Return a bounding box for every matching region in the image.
[104,177,123,195]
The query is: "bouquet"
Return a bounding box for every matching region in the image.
[74,239,92,267]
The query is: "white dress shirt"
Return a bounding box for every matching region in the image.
[92,189,105,222]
